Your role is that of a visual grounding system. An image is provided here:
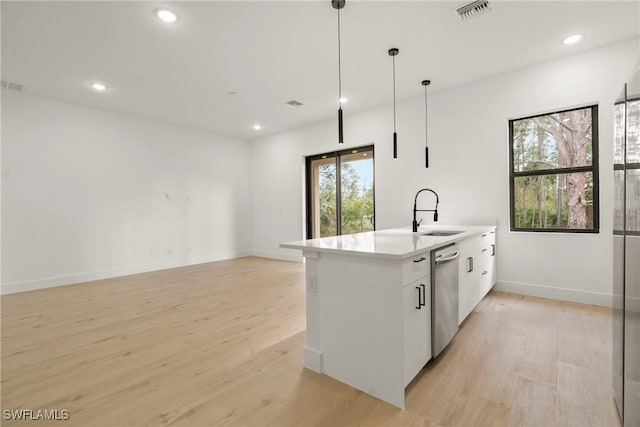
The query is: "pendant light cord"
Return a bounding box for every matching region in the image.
[335,2,345,145]
[424,84,428,146]
[337,8,342,103]
[389,48,399,159]
[392,55,396,132]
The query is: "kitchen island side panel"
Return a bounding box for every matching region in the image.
[316,252,406,408]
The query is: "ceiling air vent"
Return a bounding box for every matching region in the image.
[285,100,304,108]
[456,0,491,20]
[1,80,24,92]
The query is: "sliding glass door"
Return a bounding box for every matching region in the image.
[306,146,374,239]
[308,153,338,238]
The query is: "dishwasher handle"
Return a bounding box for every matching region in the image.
[435,251,460,264]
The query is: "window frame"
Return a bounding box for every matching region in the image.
[305,145,375,239]
[508,104,600,233]
[615,95,640,237]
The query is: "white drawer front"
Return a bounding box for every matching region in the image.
[402,253,430,285]
[480,229,495,247]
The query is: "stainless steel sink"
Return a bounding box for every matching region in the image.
[420,231,463,236]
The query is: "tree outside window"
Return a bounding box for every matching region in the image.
[306,146,375,239]
[509,105,599,232]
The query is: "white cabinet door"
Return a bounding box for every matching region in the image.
[458,236,480,324]
[420,281,431,369]
[403,276,431,387]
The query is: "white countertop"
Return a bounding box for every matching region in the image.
[280,224,496,260]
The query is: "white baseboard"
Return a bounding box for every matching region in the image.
[494,280,613,307]
[304,347,323,373]
[1,250,252,295]
[252,249,303,263]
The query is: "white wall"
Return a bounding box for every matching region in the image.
[1,91,252,294]
[251,38,640,306]
[3,40,638,303]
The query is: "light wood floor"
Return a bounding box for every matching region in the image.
[1,257,620,427]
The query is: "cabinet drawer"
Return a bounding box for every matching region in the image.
[402,253,430,285]
[480,229,496,247]
[478,230,497,296]
[480,230,496,258]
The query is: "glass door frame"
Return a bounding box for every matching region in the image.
[305,145,375,239]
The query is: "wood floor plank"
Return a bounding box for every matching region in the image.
[556,361,619,427]
[506,376,557,427]
[1,257,620,426]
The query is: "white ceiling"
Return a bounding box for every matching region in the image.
[2,1,639,140]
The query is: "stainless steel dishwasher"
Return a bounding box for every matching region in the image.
[431,244,460,357]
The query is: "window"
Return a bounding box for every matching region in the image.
[306,146,374,239]
[615,92,640,235]
[509,105,599,232]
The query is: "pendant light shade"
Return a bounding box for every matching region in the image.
[333,0,346,144]
[389,48,399,159]
[422,79,431,168]
[338,106,343,143]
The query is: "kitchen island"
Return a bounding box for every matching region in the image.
[281,225,497,408]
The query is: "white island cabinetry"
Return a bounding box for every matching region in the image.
[402,258,431,387]
[458,229,497,324]
[458,236,481,324]
[281,225,496,409]
[480,230,497,295]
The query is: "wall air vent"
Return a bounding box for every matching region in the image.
[456,0,491,20]
[285,100,304,108]
[1,80,24,92]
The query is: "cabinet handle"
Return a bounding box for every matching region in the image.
[482,271,488,275]
[413,256,427,263]
[420,284,426,307]
[416,287,422,309]
[491,244,496,256]
[467,257,473,272]
[481,248,488,252]
[490,231,495,234]
[481,233,487,237]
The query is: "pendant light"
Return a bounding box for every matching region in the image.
[422,79,431,168]
[388,48,399,159]
[332,0,346,144]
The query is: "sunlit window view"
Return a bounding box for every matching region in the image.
[509,106,599,232]
[307,146,374,238]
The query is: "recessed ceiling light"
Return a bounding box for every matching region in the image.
[563,34,583,45]
[339,97,349,104]
[253,124,262,130]
[90,82,107,91]
[155,9,178,23]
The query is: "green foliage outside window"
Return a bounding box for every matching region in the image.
[510,106,598,231]
[318,161,374,237]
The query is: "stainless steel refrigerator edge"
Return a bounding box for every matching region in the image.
[431,244,460,357]
[613,65,640,427]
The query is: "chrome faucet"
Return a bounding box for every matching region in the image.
[413,188,439,232]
